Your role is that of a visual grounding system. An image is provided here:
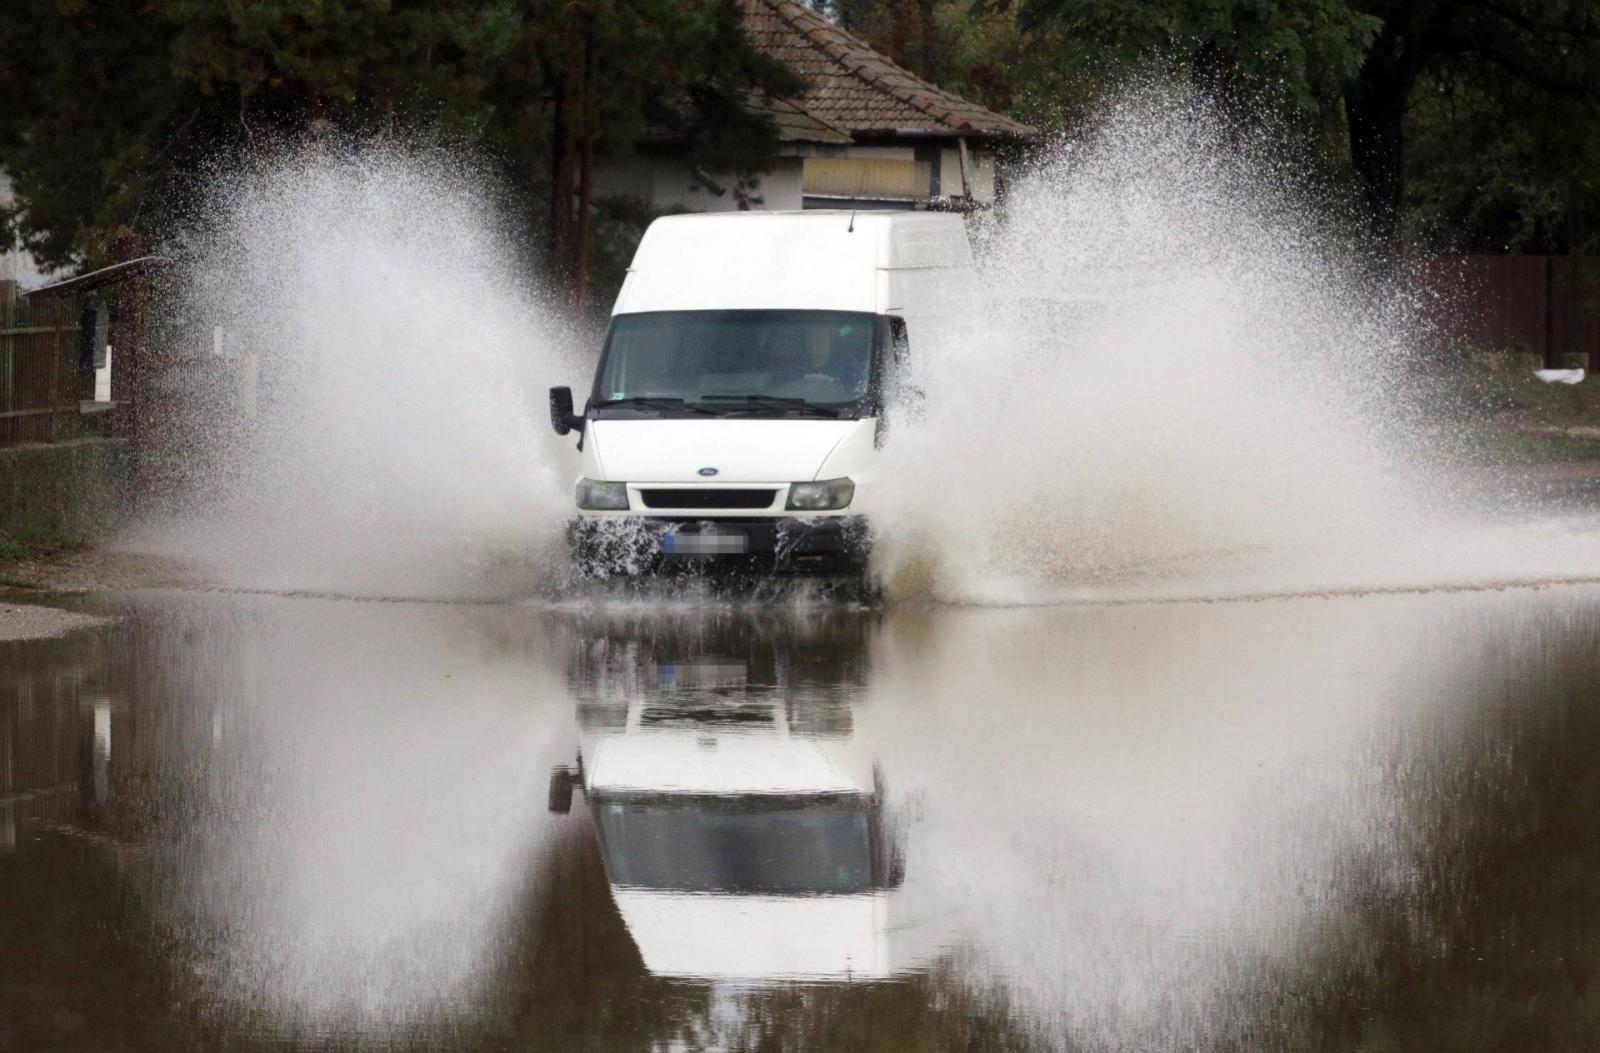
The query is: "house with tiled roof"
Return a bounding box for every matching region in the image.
[594,0,1037,213]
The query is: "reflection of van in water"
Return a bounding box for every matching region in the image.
[548,650,938,982]
[548,211,974,576]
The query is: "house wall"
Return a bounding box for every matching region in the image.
[832,145,916,161]
[593,156,804,213]
[595,143,1002,215]
[939,148,996,202]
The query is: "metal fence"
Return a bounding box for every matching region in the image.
[1417,255,1600,367]
[0,279,89,446]
[1,254,1593,455]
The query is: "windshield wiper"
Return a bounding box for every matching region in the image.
[591,396,716,416]
[700,394,842,418]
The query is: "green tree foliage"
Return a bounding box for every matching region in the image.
[827,0,947,80]
[822,0,1081,131]
[6,0,1598,274]
[0,0,194,268]
[497,0,800,304]
[829,0,1600,251]
[1406,57,1600,254]
[1343,2,1600,247]
[1006,0,1378,124]
[974,0,1600,246]
[0,0,796,298]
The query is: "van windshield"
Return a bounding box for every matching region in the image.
[594,310,876,415]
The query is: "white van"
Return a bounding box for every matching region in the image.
[549,690,911,981]
[547,641,937,981]
[549,210,974,575]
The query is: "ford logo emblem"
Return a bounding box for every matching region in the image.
[697,467,719,477]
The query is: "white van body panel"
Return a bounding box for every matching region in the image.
[610,888,900,981]
[814,418,880,485]
[611,210,971,317]
[586,728,870,798]
[615,212,878,314]
[586,419,861,484]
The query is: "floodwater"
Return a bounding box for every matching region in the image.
[5,584,1600,1051]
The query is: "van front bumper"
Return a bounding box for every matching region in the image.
[568,515,871,577]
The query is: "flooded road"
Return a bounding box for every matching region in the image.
[4,586,1600,1051]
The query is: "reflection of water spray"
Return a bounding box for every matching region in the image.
[145,596,573,1035]
[862,591,1533,1049]
[154,144,577,597]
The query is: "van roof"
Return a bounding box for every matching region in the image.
[612,210,972,315]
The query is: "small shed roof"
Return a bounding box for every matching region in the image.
[743,0,1036,142]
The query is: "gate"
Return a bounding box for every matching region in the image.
[0,279,89,446]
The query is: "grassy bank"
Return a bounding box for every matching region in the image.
[1443,353,1600,464]
[0,523,103,572]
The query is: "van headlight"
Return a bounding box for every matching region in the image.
[786,477,854,511]
[576,478,629,510]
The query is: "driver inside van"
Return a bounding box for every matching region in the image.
[825,322,871,393]
[769,322,870,401]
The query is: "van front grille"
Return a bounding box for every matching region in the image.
[639,488,777,510]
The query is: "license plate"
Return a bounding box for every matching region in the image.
[662,531,748,556]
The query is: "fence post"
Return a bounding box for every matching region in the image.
[109,228,149,498]
[47,298,61,442]
[1543,256,1557,368]
[0,281,14,430]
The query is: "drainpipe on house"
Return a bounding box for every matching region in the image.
[691,167,728,197]
[956,137,974,201]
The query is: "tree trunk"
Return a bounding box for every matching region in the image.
[1192,38,1246,123]
[547,74,574,290]
[573,133,593,312]
[918,0,938,82]
[547,20,587,298]
[1347,26,1411,246]
[572,26,597,315]
[887,0,910,71]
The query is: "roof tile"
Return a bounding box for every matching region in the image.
[742,0,1036,141]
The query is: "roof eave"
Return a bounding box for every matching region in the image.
[845,127,1039,143]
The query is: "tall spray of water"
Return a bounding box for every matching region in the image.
[155,144,576,597]
[876,89,1446,604]
[147,109,1598,605]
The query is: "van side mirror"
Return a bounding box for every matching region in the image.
[549,386,584,436]
[884,318,923,409]
[869,766,906,888]
[876,317,918,448]
[889,316,910,368]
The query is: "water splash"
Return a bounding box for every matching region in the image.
[875,88,1451,603]
[135,101,1600,606]
[145,143,578,598]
